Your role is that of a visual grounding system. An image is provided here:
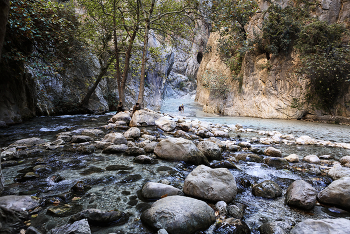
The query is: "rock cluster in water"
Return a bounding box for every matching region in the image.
[0,108,350,233]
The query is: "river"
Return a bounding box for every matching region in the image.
[0,97,349,233]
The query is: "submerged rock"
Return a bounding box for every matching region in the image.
[154,137,208,165]
[134,155,156,164]
[0,195,40,213]
[285,180,317,210]
[317,176,350,211]
[141,182,182,199]
[183,165,237,203]
[48,218,91,234]
[141,196,215,233]
[290,218,350,234]
[252,180,282,199]
[69,209,129,226]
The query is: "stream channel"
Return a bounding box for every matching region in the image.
[1,96,350,233]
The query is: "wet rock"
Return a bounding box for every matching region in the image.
[264,147,282,157]
[75,144,95,154]
[251,148,264,155]
[47,204,83,217]
[33,165,52,174]
[0,147,17,160]
[227,203,245,219]
[252,180,282,199]
[130,109,162,127]
[155,117,176,132]
[259,221,291,234]
[158,229,168,234]
[71,135,93,143]
[102,144,128,154]
[142,134,157,141]
[57,132,72,142]
[317,176,350,211]
[48,218,91,234]
[285,180,317,210]
[49,174,65,183]
[1,160,22,168]
[134,155,156,164]
[210,160,238,169]
[109,111,131,124]
[10,137,47,147]
[0,195,40,213]
[285,154,299,163]
[69,209,129,226]
[72,181,87,193]
[144,141,158,153]
[197,141,222,161]
[319,155,333,160]
[290,218,350,234]
[236,153,263,163]
[119,174,142,183]
[125,147,145,156]
[26,226,43,234]
[105,165,133,171]
[183,165,237,203]
[23,172,39,180]
[215,201,227,217]
[303,155,320,164]
[238,141,251,148]
[295,136,316,145]
[214,218,250,234]
[154,137,209,165]
[327,164,350,180]
[264,157,289,169]
[226,143,240,152]
[81,129,104,137]
[80,166,105,176]
[197,129,214,138]
[141,182,182,199]
[141,196,215,233]
[102,133,128,145]
[124,127,141,139]
[0,206,27,234]
[213,130,229,138]
[174,130,191,139]
[178,122,192,131]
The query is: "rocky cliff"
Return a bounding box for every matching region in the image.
[196,0,350,120]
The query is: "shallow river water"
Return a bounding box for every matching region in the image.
[0,97,350,233]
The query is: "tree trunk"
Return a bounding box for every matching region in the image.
[0,0,9,62]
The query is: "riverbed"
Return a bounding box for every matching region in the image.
[1,97,350,233]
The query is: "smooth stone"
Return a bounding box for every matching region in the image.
[48,218,91,234]
[227,203,245,219]
[125,147,145,156]
[124,127,141,138]
[290,218,350,234]
[143,141,158,153]
[238,141,251,148]
[235,153,263,163]
[141,182,182,199]
[71,135,93,143]
[197,141,222,161]
[215,201,227,217]
[214,218,250,234]
[141,196,215,233]
[284,154,299,163]
[328,164,350,180]
[134,155,156,164]
[0,195,40,213]
[10,137,47,147]
[81,129,104,137]
[102,144,128,153]
[264,157,289,168]
[264,147,282,157]
[183,165,237,203]
[109,111,131,124]
[130,109,162,127]
[252,180,282,199]
[69,209,129,225]
[259,221,291,234]
[102,133,128,145]
[340,156,350,165]
[303,155,320,164]
[285,180,317,210]
[155,117,176,132]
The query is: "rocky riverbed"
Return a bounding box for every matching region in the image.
[1,108,350,234]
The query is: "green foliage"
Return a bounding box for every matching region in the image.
[295,20,350,113]
[262,4,302,55]
[2,0,79,66]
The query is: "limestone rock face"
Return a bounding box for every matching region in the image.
[317,176,350,211]
[183,165,237,203]
[141,196,215,234]
[285,180,317,210]
[154,137,208,165]
[290,218,350,234]
[141,182,182,199]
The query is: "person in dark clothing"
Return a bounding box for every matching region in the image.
[132,103,140,116]
[116,102,124,113]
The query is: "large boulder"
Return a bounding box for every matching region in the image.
[102,133,127,145]
[124,127,141,139]
[141,182,182,199]
[154,137,208,165]
[285,180,317,210]
[141,196,215,234]
[48,219,91,234]
[197,141,222,161]
[252,180,282,199]
[290,218,350,234]
[0,195,40,213]
[109,111,131,124]
[130,109,162,127]
[317,176,350,211]
[183,165,237,203]
[155,117,176,132]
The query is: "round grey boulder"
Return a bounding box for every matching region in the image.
[290,218,350,234]
[197,141,222,161]
[141,196,215,234]
[154,137,208,165]
[317,176,350,211]
[183,165,237,203]
[142,182,182,199]
[124,127,141,138]
[285,180,317,210]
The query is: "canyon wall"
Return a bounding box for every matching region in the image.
[196,0,350,120]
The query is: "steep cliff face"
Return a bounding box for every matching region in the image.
[196,0,350,119]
